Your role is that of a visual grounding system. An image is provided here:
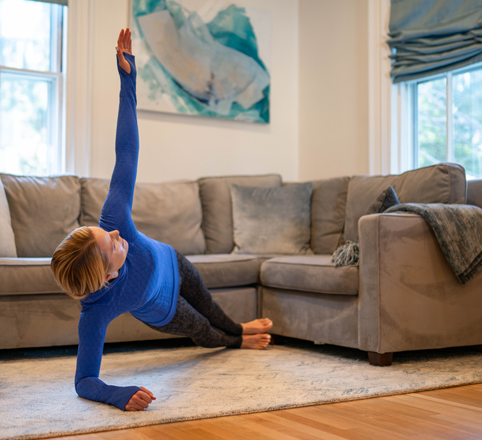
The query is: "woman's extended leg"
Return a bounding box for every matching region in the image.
[174,250,244,336]
[147,295,243,348]
[158,250,271,349]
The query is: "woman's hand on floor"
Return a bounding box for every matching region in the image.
[125,386,156,411]
[116,28,132,74]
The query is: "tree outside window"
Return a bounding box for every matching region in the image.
[415,66,482,180]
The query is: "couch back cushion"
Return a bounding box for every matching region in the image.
[344,163,466,242]
[311,176,351,254]
[467,179,482,209]
[0,179,17,257]
[0,174,81,257]
[231,183,314,255]
[284,177,351,254]
[198,174,282,254]
[81,178,205,255]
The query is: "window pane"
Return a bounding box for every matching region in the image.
[0,0,52,72]
[0,72,53,175]
[453,69,482,179]
[418,77,447,167]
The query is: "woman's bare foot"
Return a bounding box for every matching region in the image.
[241,334,271,349]
[241,318,273,335]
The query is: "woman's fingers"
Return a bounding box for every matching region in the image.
[117,28,132,55]
[125,397,144,411]
[117,29,125,51]
[124,28,132,54]
[124,28,130,48]
[124,389,154,411]
[133,394,149,408]
[125,398,147,411]
[139,386,156,400]
[137,391,152,405]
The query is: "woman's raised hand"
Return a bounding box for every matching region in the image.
[116,28,133,74]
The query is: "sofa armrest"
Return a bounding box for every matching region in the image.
[358,213,482,354]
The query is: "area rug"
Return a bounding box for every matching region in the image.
[2,339,482,440]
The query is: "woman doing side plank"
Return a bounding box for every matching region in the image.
[50,29,273,412]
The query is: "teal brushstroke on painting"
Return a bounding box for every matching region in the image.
[133,0,167,17]
[133,0,270,123]
[206,5,268,73]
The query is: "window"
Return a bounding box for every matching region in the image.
[411,64,482,180]
[0,0,67,176]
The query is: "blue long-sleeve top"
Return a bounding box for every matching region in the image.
[74,53,180,411]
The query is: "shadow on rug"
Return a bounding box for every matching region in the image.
[1,338,482,440]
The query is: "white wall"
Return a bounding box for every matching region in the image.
[88,0,299,183]
[298,0,369,181]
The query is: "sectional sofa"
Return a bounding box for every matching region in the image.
[1,163,482,366]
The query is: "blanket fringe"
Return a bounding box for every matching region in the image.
[331,241,359,267]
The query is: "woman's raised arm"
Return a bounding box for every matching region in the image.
[98,28,139,243]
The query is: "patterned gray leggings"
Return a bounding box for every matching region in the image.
[146,250,243,348]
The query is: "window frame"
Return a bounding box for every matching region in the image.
[0,1,67,176]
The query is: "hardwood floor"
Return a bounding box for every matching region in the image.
[53,383,482,440]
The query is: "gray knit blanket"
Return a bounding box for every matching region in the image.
[384,203,482,284]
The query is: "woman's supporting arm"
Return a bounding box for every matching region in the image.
[99,29,139,243]
[74,309,141,411]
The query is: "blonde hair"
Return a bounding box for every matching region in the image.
[51,226,110,299]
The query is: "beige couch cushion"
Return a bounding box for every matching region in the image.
[0,174,81,257]
[310,177,351,254]
[186,254,261,288]
[468,179,482,209]
[230,183,314,255]
[0,254,261,296]
[80,178,205,255]
[0,179,17,257]
[198,174,282,254]
[344,163,466,242]
[260,255,358,295]
[0,258,62,296]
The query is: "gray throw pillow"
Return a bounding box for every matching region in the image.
[365,186,400,215]
[230,183,314,255]
[0,179,17,257]
[198,174,282,254]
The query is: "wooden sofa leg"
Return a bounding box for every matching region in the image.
[269,334,285,345]
[368,352,393,366]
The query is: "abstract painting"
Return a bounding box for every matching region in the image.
[131,0,271,123]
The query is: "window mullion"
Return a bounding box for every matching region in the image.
[0,65,61,79]
[447,71,454,162]
[412,82,419,169]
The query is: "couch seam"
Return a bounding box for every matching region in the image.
[263,261,354,269]
[192,258,258,265]
[260,282,357,296]
[197,173,282,183]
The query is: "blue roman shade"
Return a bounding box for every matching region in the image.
[388,0,482,83]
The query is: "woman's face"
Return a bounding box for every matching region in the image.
[90,227,128,281]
